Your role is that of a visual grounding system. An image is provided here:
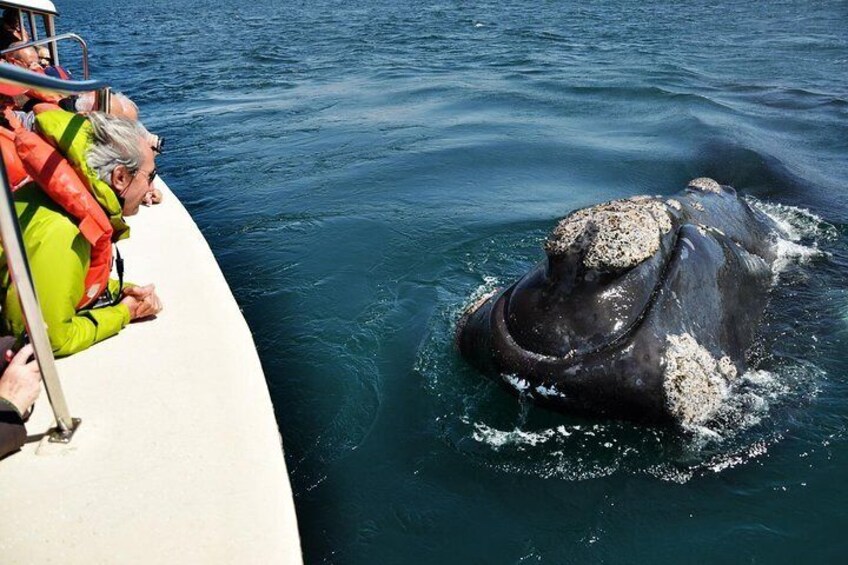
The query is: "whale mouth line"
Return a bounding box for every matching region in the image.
[499,225,687,366]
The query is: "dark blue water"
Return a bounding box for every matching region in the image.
[62,1,848,562]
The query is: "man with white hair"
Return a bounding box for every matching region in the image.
[1,41,40,71]
[0,110,163,356]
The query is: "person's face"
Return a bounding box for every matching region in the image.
[111,143,157,216]
[21,48,40,70]
[3,16,20,34]
[36,46,50,66]
[9,47,41,71]
[2,17,27,42]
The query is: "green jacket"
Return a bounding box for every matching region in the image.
[0,183,130,357]
[35,110,130,241]
[0,110,133,357]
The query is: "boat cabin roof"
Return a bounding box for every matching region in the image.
[0,1,57,16]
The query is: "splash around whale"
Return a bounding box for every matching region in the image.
[456,178,784,427]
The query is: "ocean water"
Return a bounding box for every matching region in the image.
[60,1,848,562]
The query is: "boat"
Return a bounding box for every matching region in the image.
[0,1,302,562]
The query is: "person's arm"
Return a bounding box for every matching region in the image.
[5,225,131,357]
[45,234,131,357]
[0,398,25,458]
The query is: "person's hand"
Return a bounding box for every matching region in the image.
[120,284,163,321]
[2,107,22,130]
[143,188,163,206]
[0,344,41,416]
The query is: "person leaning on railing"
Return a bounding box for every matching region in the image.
[1,42,139,119]
[0,110,163,357]
[1,42,40,72]
[0,341,40,458]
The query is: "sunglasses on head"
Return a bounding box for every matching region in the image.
[150,134,164,154]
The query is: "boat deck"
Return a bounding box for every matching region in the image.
[0,179,302,563]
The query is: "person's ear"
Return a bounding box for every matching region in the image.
[111,164,132,193]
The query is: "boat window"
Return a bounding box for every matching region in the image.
[11,10,40,43]
[41,13,58,67]
[36,15,48,40]
[25,11,37,41]
[30,13,52,43]
[0,9,41,44]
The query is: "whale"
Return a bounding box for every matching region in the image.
[456,178,782,426]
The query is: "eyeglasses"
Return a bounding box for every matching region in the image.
[134,167,157,185]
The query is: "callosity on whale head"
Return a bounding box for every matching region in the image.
[456,178,781,426]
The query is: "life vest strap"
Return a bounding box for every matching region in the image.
[77,215,106,247]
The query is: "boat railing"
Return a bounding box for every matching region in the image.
[1,33,91,79]
[0,63,111,442]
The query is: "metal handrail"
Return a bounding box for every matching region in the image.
[0,62,97,442]
[0,59,105,94]
[0,166,77,438]
[0,33,90,79]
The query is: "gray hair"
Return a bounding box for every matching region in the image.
[4,41,37,65]
[85,112,151,184]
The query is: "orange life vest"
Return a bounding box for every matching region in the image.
[0,128,29,189]
[3,119,114,309]
[32,102,63,114]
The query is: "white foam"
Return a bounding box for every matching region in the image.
[535,384,566,399]
[706,441,771,473]
[472,422,557,449]
[745,196,835,278]
[503,374,530,392]
[747,197,834,241]
[690,368,792,442]
[465,276,500,306]
[455,276,502,324]
[445,337,820,482]
[771,237,821,274]
[471,422,589,450]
